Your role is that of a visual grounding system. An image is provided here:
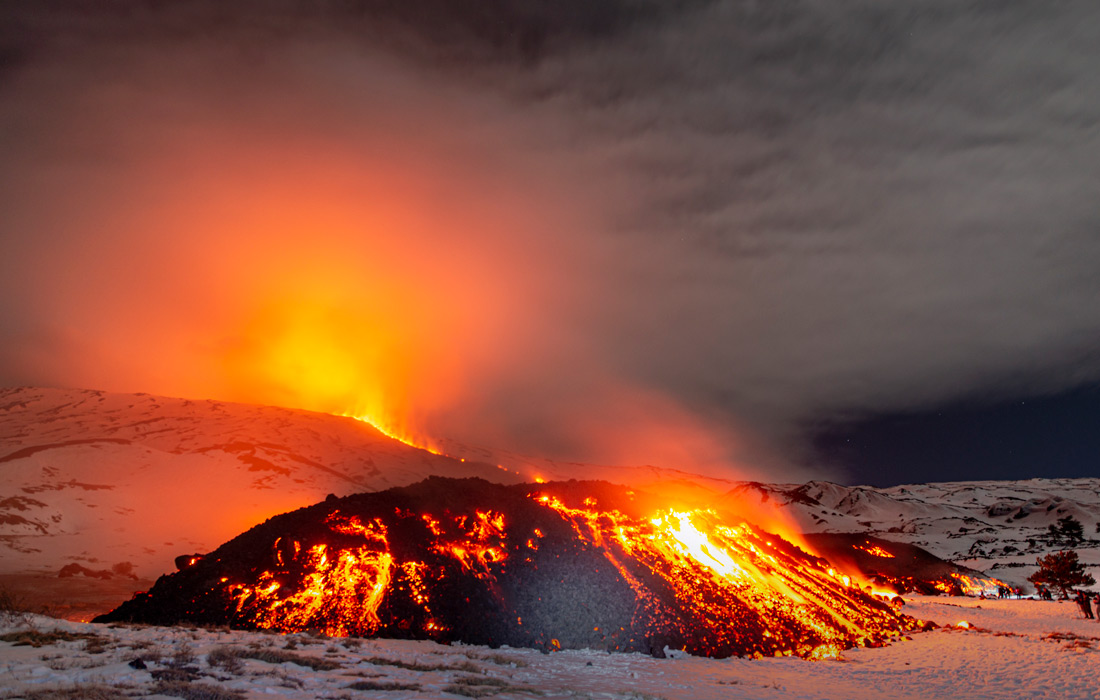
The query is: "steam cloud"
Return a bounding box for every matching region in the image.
[2,2,1099,482]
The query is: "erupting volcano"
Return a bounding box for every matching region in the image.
[98,478,924,658]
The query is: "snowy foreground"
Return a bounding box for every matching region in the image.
[3,597,1099,700]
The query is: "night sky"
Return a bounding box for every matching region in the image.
[1,2,1098,486]
[812,385,1100,487]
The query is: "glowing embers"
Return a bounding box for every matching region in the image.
[431,510,509,575]
[400,561,444,634]
[853,542,896,558]
[223,507,510,638]
[226,514,393,636]
[533,494,913,658]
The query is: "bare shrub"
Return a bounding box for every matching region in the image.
[470,652,528,667]
[442,676,530,698]
[168,642,197,667]
[346,680,422,691]
[151,680,246,700]
[134,646,168,664]
[0,587,33,625]
[151,667,202,683]
[8,684,129,700]
[205,647,244,674]
[362,656,480,673]
[0,629,102,648]
[209,646,341,671]
[41,655,106,671]
[276,672,304,689]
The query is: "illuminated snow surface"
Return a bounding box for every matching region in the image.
[3,596,1099,700]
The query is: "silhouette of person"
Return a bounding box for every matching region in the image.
[1075,591,1094,619]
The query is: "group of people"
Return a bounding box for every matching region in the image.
[979,585,1020,599]
[1074,590,1100,620]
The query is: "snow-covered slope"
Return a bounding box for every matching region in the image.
[726,479,1100,589]
[3,596,1099,700]
[0,387,516,581]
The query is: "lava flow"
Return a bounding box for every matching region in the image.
[931,572,1010,597]
[97,478,925,658]
[344,411,444,455]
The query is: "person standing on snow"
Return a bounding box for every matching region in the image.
[1074,591,1094,619]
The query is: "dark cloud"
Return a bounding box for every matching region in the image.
[0,0,698,66]
[511,1,1100,432]
[1,1,1099,481]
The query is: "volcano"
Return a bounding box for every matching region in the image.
[97,477,923,658]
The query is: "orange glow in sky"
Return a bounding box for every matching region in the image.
[0,53,762,481]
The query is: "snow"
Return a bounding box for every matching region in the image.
[737,478,1100,592]
[3,596,1099,700]
[0,387,518,581]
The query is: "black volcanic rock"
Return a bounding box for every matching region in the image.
[803,533,1001,595]
[97,477,919,658]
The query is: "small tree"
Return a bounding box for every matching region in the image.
[1028,550,1095,597]
[1060,515,1084,544]
[1047,515,1085,546]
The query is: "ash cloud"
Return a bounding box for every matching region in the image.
[2,2,1100,482]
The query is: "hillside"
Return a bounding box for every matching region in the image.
[0,387,513,584]
[727,479,1100,589]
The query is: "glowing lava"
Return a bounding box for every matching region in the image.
[932,572,1009,597]
[535,494,915,658]
[344,412,443,455]
[854,542,896,558]
[98,478,925,658]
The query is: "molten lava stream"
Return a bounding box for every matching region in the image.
[108,479,918,658]
[533,494,910,657]
[227,514,396,636]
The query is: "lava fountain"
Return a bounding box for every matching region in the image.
[97,478,925,658]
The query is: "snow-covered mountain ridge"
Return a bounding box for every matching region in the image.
[0,386,515,582]
[727,478,1100,589]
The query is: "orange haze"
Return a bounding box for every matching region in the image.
[0,40,775,481]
